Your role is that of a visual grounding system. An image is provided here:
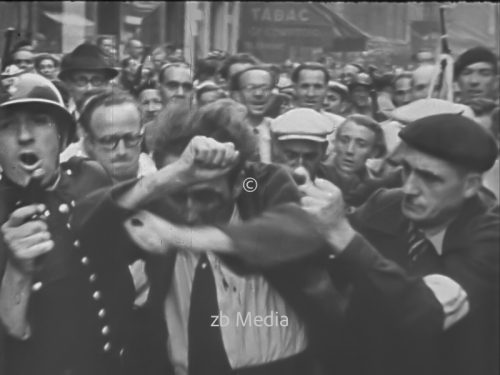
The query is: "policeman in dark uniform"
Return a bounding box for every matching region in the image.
[0,73,241,375]
[0,73,138,375]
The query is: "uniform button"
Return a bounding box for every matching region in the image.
[103,342,111,352]
[89,274,97,282]
[74,240,81,248]
[92,291,102,300]
[32,282,43,291]
[66,169,73,176]
[101,326,110,335]
[58,204,70,214]
[201,262,208,269]
[43,210,51,218]
[81,256,89,265]
[98,308,106,318]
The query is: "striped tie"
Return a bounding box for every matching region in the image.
[407,223,432,262]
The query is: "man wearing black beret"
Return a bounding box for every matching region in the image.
[454,46,498,125]
[296,113,499,375]
[454,46,498,102]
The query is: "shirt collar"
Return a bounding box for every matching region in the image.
[422,227,447,256]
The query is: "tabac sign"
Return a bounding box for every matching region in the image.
[239,2,333,62]
[249,5,314,23]
[244,2,331,27]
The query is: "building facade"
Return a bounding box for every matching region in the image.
[1,1,240,64]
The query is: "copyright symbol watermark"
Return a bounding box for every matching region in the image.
[242,177,258,193]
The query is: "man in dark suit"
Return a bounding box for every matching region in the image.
[298,113,499,375]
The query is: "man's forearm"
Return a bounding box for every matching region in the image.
[0,261,32,339]
[116,162,190,210]
[326,220,357,255]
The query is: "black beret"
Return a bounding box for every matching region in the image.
[399,113,498,172]
[454,46,498,79]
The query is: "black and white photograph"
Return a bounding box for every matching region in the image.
[0,2,499,375]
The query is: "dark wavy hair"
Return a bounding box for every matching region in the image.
[153,99,257,184]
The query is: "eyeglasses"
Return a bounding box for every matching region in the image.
[71,76,106,88]
[242,84,272,95]
[91,130,144,150]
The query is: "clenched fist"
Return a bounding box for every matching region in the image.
[174,135,240,184]
[1,204,53,273]
[298,178,356,253]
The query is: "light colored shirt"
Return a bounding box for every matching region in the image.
[60,139,155,306]
[424,228,447,256]
[419,226,470,330]
[165,207,308,375]
[252,117,273,164]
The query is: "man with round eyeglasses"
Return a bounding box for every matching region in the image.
[60,89,156,184]
[58,43,119,114]
[231,66,275,163]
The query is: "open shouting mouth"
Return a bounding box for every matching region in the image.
[18,151,42,171]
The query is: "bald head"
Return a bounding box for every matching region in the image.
[412,65,438,101]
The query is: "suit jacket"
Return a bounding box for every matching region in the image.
[144,162,345,374]
[347,188,500,375]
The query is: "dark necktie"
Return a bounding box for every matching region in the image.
[188,253,231,375]
[407,223,433,262]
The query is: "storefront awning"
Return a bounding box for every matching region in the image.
[239,2,370,61]
[44,11,94,27]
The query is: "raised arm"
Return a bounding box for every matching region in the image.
[0,204,53,338]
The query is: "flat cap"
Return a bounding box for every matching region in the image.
[271,108,334,142]
[327,81,348,97]
[399,113,498,172]
[454,46,497,79]
[348,72,373,91]
[390,98,475,124]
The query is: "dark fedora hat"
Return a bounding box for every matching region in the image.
[58,43,118,81]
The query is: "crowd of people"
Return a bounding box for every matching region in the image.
[0,32,499,375]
